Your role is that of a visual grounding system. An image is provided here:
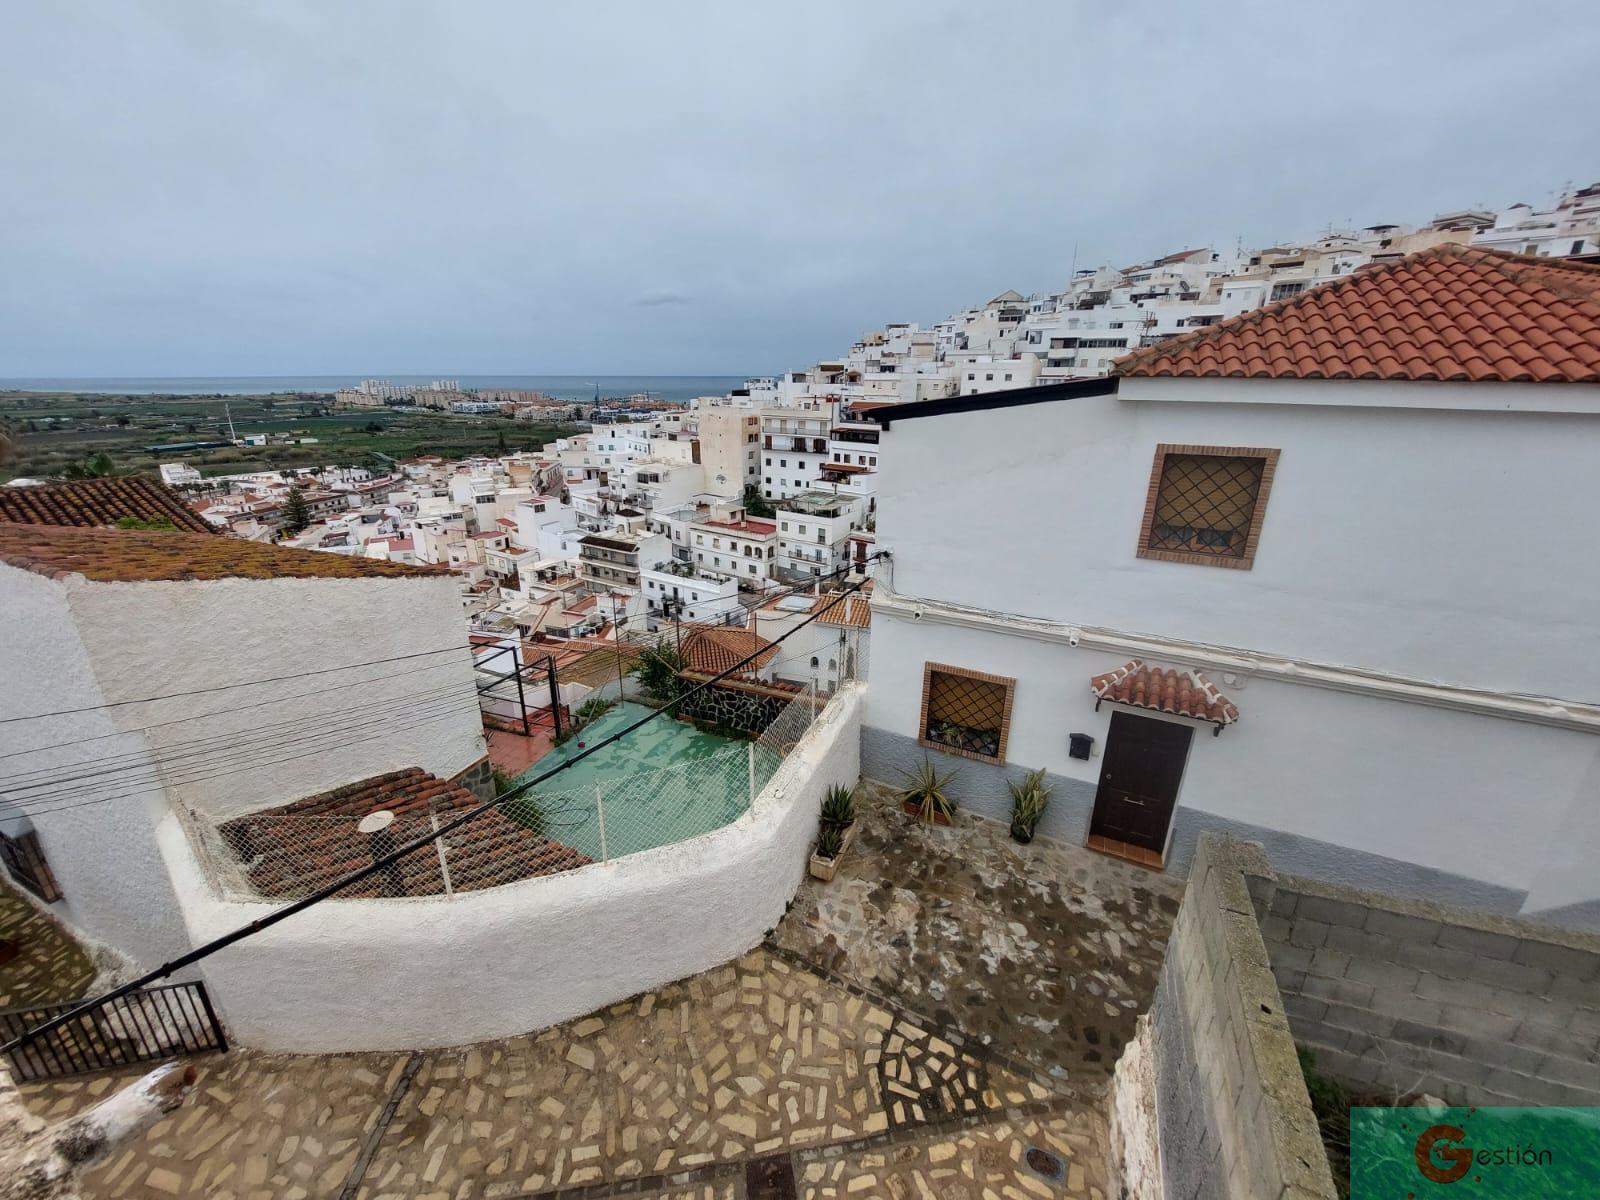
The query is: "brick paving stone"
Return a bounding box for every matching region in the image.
[797,1109,1110,1200]
[776,783,1182,1097]
[0,878,96,1008]
[14,1048,405,1199]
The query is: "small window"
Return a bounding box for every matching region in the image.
[918,663,1015,765]
[1137,444,1279,570]
[1269,281,1305,301]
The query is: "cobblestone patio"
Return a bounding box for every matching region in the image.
[774,782,1182,1097]
[0,878,96,1009]
[6,779,1176,1198]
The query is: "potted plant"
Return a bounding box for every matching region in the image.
[1008,767,1051,844]
[808,823,846,882]
[809,784,859,880]
[899,756,959,825]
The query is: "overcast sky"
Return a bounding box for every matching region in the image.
[3,1,1597,378]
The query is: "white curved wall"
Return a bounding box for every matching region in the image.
[159,684,863,1052]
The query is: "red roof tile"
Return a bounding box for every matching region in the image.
[0,524,442,582]
[0,476,217,533]
[681,627,779,676]
[218,767,591,898]
[816,594,872,629]
[1091,659,1239,725]
[1115,246,1600,383]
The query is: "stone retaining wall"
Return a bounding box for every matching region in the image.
[1112,835,1336,1200]
[1252,870,1600,1106]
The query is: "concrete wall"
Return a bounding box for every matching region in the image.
[878,378,1600,701]
[1255,870,1600,1107]
[160,684,864,1052]
[0,566,196,972]
[62,573,486,820]
[1124,835,1336,1200]
[863,604,1600,922]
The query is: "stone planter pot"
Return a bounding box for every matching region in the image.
[808,819,858,881]
[901,799,953,826]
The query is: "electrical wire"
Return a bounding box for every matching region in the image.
[0,555,882,1056]
[0,642,475,726]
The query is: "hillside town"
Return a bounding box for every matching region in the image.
[4,152,1600,1200]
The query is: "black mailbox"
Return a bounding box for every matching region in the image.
[1068,733,1094,760]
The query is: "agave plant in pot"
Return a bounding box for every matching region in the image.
[1008,767,1051,844]
[808,784,860,881]
[899,756,959,825]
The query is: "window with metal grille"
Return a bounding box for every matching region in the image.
[918,662,1015,764]
[1138,444,1279,570]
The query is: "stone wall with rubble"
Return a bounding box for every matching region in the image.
[1111,835,1337,1200]
[1256,869,1600,1106]
[676,681,791,735]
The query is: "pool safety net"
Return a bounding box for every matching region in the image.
[186,683,830,902]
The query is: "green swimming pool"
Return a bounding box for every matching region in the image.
[509,702,781,861]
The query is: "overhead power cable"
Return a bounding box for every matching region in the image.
[0,643,474,726]
[0,554,882,1057]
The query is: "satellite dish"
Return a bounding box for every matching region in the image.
[357,810,396,834]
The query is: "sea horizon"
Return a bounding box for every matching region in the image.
[0,373,753,403]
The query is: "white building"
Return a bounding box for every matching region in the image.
[775,491,861,580]
[693,407,761,498]
[640,560,741,625]
[1472,181,1600,258]
[760,407,833,500]
[865,246,1600,930]
[157,462,202,487]
[688,501,779,587]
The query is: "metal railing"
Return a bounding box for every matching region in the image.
[0,829,63,903]
[188,680,833,904]
[0,981,227,1081]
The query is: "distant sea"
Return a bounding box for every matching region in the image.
[0,374,750,404]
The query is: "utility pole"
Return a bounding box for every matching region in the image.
[613,593,627,699]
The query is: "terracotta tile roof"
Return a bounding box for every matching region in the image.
[217,767,591,898]
[700,517,777,535]
[1091,659,1239,726]
[1115,246,1600,383]
[0,476,217,533]
[0,524,443,582]
[816,594,872,629]
[681,627,779,676]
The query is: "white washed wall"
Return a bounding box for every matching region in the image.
[162,684,864,1052]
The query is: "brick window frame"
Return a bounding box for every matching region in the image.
[1136,444,1281,571]
[917,662,1016,765]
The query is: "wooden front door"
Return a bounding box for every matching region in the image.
[1088,712,1192,855]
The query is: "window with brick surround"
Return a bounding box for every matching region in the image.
[1137,444,1280,570]
[917,662,1016,764]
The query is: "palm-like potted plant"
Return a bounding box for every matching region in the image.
[809,784,859,881]
[899,756,959,825]
[1008,767,1051,844]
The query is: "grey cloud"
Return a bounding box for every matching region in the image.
[1,0,1597,376]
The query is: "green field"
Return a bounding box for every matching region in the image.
[0,392,585,481]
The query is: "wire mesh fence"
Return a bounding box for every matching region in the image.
[187,681,832,903]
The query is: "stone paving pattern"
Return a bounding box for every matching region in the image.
[797,1109,1110,1199]
[0,878,96,1008]
[355,950,1041,1198]
[776,783,1182,1096]
[8,778,1180,1198]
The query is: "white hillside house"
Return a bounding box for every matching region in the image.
[866,247,1600,931]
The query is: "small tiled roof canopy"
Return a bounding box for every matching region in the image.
[0,524,442,582]
[0,476,217,533]
[218,767,592,899]
[1114,245,1600,383]
[681,627,779,677]
[1092,659,1239,728]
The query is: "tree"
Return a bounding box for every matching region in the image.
[61,453,117,479]
[742,484,776,519]
[496,431,509,454]
[282,484,311,533]
[630,638,688,711]
[114,414,131,427]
